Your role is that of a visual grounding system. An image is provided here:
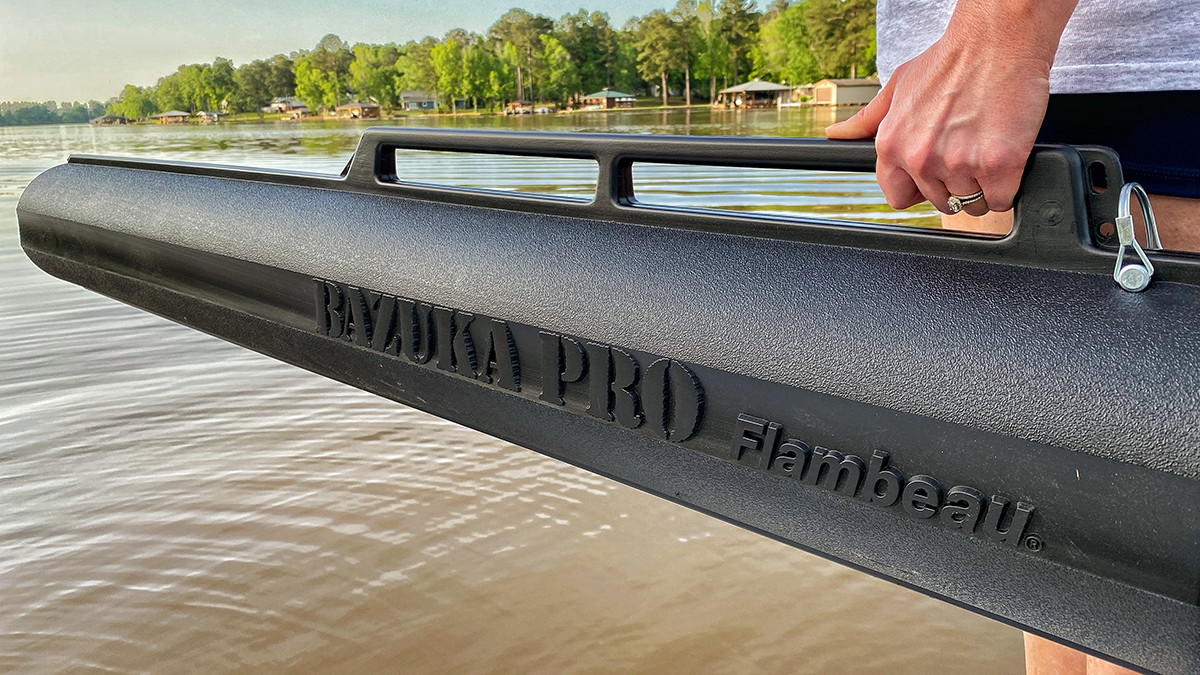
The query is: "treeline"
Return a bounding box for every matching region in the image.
[0,101,108,126]
[9,0,875,124]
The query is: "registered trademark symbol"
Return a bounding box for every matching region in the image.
[1024,534,1044,552]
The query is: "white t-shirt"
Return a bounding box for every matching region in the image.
[876,0,1200,93]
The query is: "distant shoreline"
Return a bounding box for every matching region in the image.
[84,102,789,127]
[4,103,843,130]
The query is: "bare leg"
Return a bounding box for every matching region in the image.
[941,209,1013,235]
[1146,195,1200,252]
[1086,654,1142,675]
[1025,634,1086,675]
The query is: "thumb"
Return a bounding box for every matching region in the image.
[825,80,894,140]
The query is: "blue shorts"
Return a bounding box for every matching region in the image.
[1036,91,1200,199]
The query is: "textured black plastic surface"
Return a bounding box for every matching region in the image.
[17,130,1200,675]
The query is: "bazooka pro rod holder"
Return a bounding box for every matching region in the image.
[16,129,1200,675]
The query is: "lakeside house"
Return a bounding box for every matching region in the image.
[153,110,191,124]
[811,78,881,106]
[335,101,381,119]
[264,97,310,117]
[581,88,636,109]
[399,90,436,110]
[714,79,792,108]
[89,114,128,126]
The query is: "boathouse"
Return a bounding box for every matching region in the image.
[714,79,792,108]
[153,110,191,124]
[581,89,636,109]
[335,102,381,119]
[811,78,881,106]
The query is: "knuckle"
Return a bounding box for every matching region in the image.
[904,148,935,176]
[977,146,1027,179]
[943,151,972,175]
[874,134,900,162]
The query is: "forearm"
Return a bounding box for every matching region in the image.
[942,0,1080,69]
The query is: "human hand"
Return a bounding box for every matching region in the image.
[826,9,1062,216]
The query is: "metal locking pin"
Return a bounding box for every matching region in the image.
[1113,182,1161,293]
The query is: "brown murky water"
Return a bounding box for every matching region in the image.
[0,109,1022,674]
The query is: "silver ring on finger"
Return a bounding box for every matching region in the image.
[947,190,985,213]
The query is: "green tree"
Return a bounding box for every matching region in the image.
[696,1,721,99]
[153,70,187,112]
[203,57,236,111]
[487,9,553,100]
[294,58,338,111]
[267,55,296,98]
[155,64,205,112]
[109,85,157,119]
[635,11,683,106]
[752,2,821,84]
[351,43,401,106]
[233,55,294,114]
[803,0,876,78]
[538,35,580,105]
[59,102,101,124]
[150,60,235,113]
[461,40,495,111]
[612,19,644,95]
[556,10,619,94]
[487,63,515,107]
[718,0,758,85]
[399,37,438,100]
[234,59,274,114]
[671,0,699,104]
[430,39,464,112]
[499,41,523,100]
[294,34,353,111]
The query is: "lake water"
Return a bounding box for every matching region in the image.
[0,109,1020,674]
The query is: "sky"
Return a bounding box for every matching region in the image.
[0,0,693,103]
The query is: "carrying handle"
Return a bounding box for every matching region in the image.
[349,127,878,210]
[350,127,1096,250]
[345,127,1111,271]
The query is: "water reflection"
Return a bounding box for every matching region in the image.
[0,109,1022,675]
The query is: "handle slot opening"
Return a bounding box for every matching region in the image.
[378,146,598,204]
